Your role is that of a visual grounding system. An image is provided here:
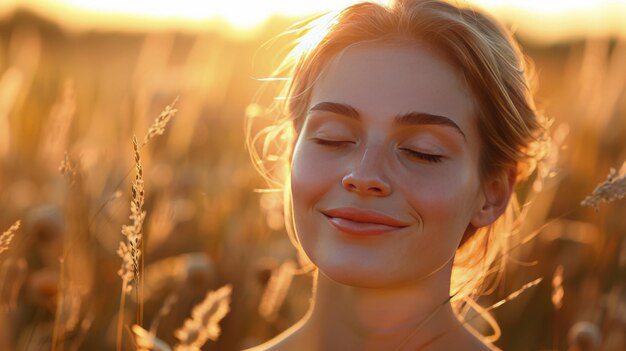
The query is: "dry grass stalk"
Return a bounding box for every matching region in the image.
[417,278,544,350]
[149,292,178,334]
[174,284,232,350]
[39,79,76,167]
[109,190,123,202]
[51,258,65,351]
[117,136,145,291]
[117,99,178,334]
[258,260,296,322]
[117,136,147,351]
[141,253,215,302]
[58,151,78,184]
[132,324,172,351]
[0,67,25,160]
[581,161,626,210]
[0,220,20,256]
[90,98,177,233]
[552,265,564,310]
[142,97,179,147]
[489,277,543,310]
[0,257,28,311]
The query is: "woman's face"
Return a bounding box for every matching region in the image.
[290,42,493,288]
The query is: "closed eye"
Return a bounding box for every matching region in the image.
[312,138,355,147]
[399,148,443,163]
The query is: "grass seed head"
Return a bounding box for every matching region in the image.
[132,324,172,351]
[0,220,20,256]
[59,151,79,184]
[581,161,626,210]
[552,265,564,310]
[143,97,179,147]
[117,136,146,290]
[258,260,296,322]
[174,284,232,349]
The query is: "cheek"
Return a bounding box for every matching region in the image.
[290,141,340,211]
[399,162,480,235]
[393,166,481,275]
[289,142,341,262]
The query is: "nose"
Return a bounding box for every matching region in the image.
[342,147,391,197]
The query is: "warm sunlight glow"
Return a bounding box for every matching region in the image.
[0,0,391,33]
[473,0,626,42]
[475,0,606,14]
[0,0,625,42]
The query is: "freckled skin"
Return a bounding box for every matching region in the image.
[290,42,487,289]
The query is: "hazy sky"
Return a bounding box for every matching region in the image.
[1,0,625,42]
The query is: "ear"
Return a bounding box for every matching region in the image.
[471,168,516,228]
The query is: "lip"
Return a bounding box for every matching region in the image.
[321,208,409,236]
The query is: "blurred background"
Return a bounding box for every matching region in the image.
[0,0,625,350]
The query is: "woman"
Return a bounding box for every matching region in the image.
[246,0,547,349]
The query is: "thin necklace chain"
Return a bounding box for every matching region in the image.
[393,293,456,351]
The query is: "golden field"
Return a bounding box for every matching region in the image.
[0,8,625,351]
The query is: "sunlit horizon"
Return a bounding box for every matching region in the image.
[1,0,625,42]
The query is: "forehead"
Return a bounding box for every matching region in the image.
[309,42,476,130]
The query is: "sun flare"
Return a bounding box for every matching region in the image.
[0,0,625,41]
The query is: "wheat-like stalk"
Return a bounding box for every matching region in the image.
[89,98,177,233]
[581,161,626,210]
[258,260,296,322]
[174,284,232,351]
[129,292,179,351]
[132,324,172,351]
[488,278,543,310]
[114,99,178,350]
[149,292,178,334]
[58,151,72,175]
[0,257,27,312]
[117,136,146,351]
[0,220,20,256]
[117,136,146,288]
[551,265,564,310]
[142,97,179,147]
[59,151,78,184]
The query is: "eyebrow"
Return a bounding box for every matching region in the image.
[309,101,466,139]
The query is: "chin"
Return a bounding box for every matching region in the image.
[321,270,390,289]
[314,253,453,291]
[315,259,405,289]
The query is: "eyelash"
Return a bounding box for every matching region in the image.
[400,148,443,163]
[312,138,354,147]
[313,138,443,163]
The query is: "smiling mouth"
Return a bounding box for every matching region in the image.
[321,208,409,236]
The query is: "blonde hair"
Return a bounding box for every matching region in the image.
[246,0,548,340]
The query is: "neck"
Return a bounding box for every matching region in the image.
[299,262,461,350]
